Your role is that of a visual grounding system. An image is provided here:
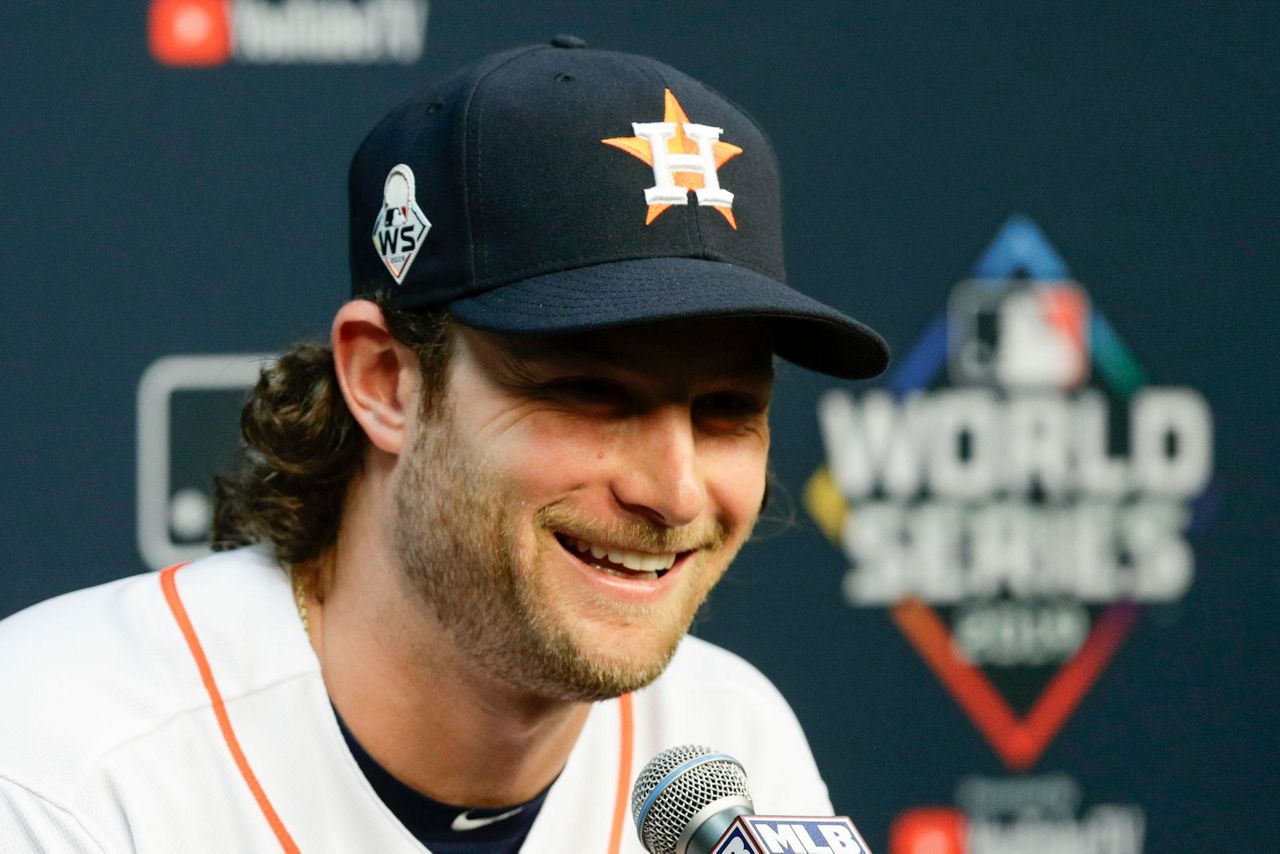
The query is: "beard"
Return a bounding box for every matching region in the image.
[392,398,736,703]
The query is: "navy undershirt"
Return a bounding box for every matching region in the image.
[334,708,549,853]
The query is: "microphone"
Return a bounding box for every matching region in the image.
[631,744,754,854]
[631,745,869,854]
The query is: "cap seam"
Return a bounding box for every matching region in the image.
[463,45,552,286]
[682,78,786,267]
[616,56,712,259]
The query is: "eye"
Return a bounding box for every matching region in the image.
[695,391,767,421]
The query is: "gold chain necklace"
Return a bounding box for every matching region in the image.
[291,569,310,635]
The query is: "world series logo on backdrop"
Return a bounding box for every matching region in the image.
[806,217,1217,852]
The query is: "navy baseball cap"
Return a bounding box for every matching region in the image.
[349,37,889,379]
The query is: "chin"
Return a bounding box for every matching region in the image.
[521,625,686,702]
[550,658,673,703]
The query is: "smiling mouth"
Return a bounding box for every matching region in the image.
[554,533,684,581]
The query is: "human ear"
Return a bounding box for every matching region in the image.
[330,300,418,456]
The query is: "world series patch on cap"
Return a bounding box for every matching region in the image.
[347,36,889,380]
[373,164,431,284]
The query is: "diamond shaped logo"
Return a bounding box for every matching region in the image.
[373,163,431,284]
[807,216,1218,771]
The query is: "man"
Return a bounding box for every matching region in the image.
[0,39,886,852]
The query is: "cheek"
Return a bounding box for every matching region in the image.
[480,417,612,502]
[704,444,769,533]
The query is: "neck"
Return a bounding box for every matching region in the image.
[300,481,590,807]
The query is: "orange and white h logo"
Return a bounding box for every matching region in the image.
[603,90,744,228]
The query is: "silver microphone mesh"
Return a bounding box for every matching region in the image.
[632,745,753,854]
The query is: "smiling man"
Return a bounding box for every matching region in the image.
[381,317,776,706]
[0,39,886,853]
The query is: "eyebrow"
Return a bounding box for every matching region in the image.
[493,333,775,381]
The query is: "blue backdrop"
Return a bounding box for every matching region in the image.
[2,3,1276,850]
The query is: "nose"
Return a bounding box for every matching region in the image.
[610,405,707,527]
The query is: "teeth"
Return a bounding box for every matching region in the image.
[564,536,677,574]
[598,566,658,581]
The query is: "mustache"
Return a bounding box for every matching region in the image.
[535,503,727,554]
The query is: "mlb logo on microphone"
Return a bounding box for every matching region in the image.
[711,816,869,854]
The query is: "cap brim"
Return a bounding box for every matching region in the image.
[445,257,889,380]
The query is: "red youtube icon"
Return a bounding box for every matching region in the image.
[889,808,967,854]
[149,0,232,67]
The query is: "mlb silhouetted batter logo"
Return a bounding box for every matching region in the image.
[603,89,744,228]
[373,163,431,284]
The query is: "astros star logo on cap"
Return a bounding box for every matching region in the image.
[603,89,744,228]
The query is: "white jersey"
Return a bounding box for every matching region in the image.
[0,546,832,853]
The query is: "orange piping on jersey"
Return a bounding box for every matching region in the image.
[607,692,635,854]
[160,564,301,854]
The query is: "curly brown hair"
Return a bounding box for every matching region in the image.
[210,293,452,584]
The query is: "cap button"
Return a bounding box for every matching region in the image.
[550,34,587,49]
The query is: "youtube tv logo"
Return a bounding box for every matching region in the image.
[149,0,232,67]
[147,0,429,66]
[889,808,967,854]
